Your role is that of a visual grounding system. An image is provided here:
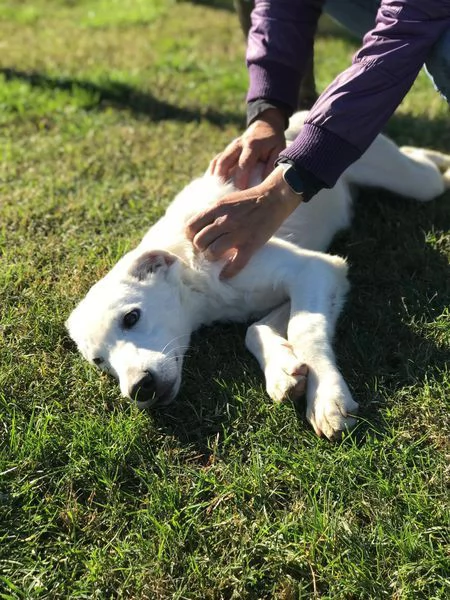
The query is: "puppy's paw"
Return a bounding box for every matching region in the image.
[264,343,308,403]
[442,168,450,190]
[401,147,450,189]
[307,377,358,440]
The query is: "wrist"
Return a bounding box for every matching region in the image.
[247,99,291,129]
[256,108,286,132]
[263,165,303,216]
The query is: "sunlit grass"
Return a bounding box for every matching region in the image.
[1,1,449,598]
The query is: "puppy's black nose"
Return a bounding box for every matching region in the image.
[130,371,157,404]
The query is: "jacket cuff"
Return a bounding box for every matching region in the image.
[279,123,362,188]
[247,99,292,128]
[247,63,300,112]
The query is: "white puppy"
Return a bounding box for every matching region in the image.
[66,112,450,439]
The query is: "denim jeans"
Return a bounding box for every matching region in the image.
[325,0,450,102]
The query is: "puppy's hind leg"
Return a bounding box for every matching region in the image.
[245,302,308,403]
[345,135,449,201]
[400,146,450,192]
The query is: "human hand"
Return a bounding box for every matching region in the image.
[186,165,302,279]
[209,108,286,190]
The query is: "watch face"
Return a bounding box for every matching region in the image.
[283,165,304,195]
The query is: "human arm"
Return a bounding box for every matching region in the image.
[189,0,450,279]
[282,0,450,187]
[211,0,325,187]
[217,0,450,190]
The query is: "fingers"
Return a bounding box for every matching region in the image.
[203,233,237,262]
[192,216,229,254]
[207,153,221,175]
[234,145,258,190]
[187,210,253,277]
[210,139,242,181]
[185,208,214,241]
[186,186,256,243]
[220,248,252,279]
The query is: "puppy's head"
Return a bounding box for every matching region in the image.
[66,249,191,408]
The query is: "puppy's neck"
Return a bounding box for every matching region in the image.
[176,257,236,329]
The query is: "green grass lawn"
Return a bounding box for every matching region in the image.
[1,1,449,598]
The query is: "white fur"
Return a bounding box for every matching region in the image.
[66,112,450,440]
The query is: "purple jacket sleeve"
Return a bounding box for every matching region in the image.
[248,0,450,189]
[247,0,325,109]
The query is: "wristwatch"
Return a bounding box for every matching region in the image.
[278,162,305,197]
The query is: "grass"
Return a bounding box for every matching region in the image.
[0,1,449,598]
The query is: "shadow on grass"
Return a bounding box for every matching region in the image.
[149,190,450,454]
[150,321,256,461]
[386,112,450,154]
[0,67,244,127]
[332,190,450,428]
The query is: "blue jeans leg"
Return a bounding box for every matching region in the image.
[324,0,450,103]
[424,31,450,103]
[324,0,379,38]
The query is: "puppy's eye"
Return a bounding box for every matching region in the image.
[93,357,104,366]
[122,308,141,329]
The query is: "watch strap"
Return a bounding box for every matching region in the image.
[275,158,325,202]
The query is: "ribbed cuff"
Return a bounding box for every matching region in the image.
[247,63,300,112]
[279,123,362,188]
[246,99,292,128]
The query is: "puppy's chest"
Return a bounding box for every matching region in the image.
[197,283,286,325]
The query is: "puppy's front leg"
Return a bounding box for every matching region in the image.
[245,302,308,403]
[232,241,358,439]
[287,258,359,440]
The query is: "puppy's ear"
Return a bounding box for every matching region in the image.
[129,251,176,281]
